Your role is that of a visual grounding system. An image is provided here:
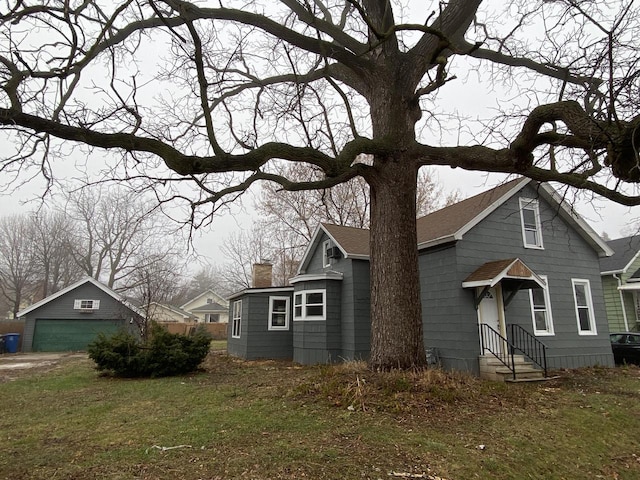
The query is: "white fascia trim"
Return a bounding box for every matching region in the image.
[179,288,227,309]
[538,183,614,258]
[343,254,370,260]
[601,269,624,276]
[618,283,640,291]
[418,235,458,251]
[297,224,350,275]
[454,178,532,240]
[621,249,640,275]
[17,277,145,318]
[289,272,344,284]
[227,286,295,300]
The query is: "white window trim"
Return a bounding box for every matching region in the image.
[322,239,331,268]
[572,279,597,335]
[529,275,554,336]
[293,289,326,321]
[519,198,544,249]
[268,296,290,331]
[232,300,242,338]
[73,299,100,311]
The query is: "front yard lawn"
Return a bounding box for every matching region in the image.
[1,354,639,479]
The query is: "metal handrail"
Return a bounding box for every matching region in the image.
[479,324,517,380]
[508,324,548,378]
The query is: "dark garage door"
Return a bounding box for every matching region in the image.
[32,319,125,352]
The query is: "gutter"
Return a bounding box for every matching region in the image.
[614,274,630,331]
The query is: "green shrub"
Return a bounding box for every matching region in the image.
[88,323,211,378]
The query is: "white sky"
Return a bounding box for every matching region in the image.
[0,1,637,265]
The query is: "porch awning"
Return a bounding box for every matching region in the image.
[462,258,546,290]
[618,282,640,291]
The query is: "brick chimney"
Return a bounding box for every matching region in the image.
[252,262,273,288]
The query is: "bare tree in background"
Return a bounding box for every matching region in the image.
[219,228,274,292]
[129,252,188,339]
[254,162,459,285]
[1,1,640,368]
[0,215,38,317]
[31,212,83,297]
[64,187,188,291]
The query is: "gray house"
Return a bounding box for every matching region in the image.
[228,178,615,377]
[18,277,144,352]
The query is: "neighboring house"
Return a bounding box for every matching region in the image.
[180,289,229,323]
[228,178,615,377]
[600,235,640,332]
[147,302,199,323]
[17,277,144,352]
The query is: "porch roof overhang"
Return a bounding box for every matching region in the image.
[462,258,546,290]
[618,283,640,291]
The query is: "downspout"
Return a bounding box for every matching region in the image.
[614,274,629,331]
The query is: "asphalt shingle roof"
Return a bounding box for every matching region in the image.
[600,235,640,273]
[323,178,524,257]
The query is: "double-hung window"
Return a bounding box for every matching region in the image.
[232,300,242,338]
[519,198,543,249]
[529,275,554,335]
[572,279,597,335]
[322,240,331,268]
[269,296,290,330]
[294,290,326,320]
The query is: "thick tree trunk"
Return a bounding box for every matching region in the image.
[368,157,426,369]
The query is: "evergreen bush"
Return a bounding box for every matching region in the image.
[88,323,211,377]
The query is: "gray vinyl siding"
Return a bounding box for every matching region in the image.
[300,232,372,363]
[453,184,613,370]
[226,291,294,360]
[21,282,140,352]
[420,243,481,374]
[292,278,342,364]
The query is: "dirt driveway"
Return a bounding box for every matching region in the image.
[0,352,87,382]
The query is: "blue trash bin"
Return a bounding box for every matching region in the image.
[4,333,20,353]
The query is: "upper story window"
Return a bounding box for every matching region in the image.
[572,279,597,335]
[74,299,100,311]
[529,275,554,336]
[204,313,220,323]
[322,240,331,268]
[519,198,544,249]
[294,289,326,321]
[269,296,290,330]
[232,300,242,338]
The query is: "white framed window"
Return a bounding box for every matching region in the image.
[232,300,242,338]
[572,279,597,335]
[322,240,331,268]
[293,289,326,320]
[268,296,290,330]
[529,275,554,336]
[205,313,219,323]
[519,198,544,249]
[73,299,100,311]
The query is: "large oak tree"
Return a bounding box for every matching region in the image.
[1,0,639,368]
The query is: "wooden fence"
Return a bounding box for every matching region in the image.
[160,322,228,340]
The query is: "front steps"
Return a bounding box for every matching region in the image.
[479,354,546,382]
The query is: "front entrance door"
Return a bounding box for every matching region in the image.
[477,286,505,354]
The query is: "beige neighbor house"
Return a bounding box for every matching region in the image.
[180,289,229,323]
[147,302,199,323]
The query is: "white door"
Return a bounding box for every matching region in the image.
[477,286,504,354]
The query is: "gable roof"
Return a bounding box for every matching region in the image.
[189,302,228,313]
[462,258,546,289]
[148,302,199,320]
[180,288,228,310]
[16,277,145,318]
[600,235,640,274]
[298,178,612,274]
